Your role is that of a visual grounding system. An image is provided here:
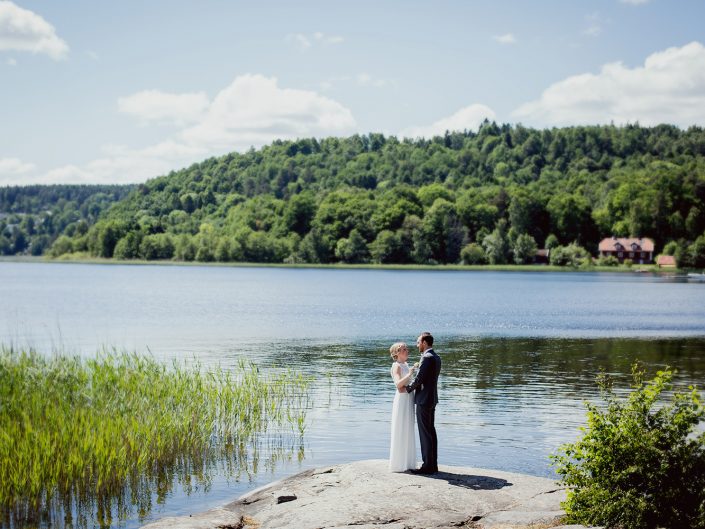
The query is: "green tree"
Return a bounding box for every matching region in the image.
[48,235,74,257]
[544,234,560,250]
[460,243,487,265]
[334,229,369,263]
[139,234,175,260]
[417,183,455,207]
[513,233,538,264]
[552,365,705,529]
[113,232,143,260]
[482,220,511,265]
[549,243,591,267]
[688,232,705,268]
[174,234,197,261]
[369,230,401,264]
[297,228,333,263]
[422,199,464,263]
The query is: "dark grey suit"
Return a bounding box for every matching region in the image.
[406,348,441,471]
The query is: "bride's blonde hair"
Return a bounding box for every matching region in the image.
[389,342,407,361]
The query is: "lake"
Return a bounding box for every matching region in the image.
[1,261,705,527]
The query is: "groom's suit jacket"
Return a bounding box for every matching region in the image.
[406,348,441,408]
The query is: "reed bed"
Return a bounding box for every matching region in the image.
[0,346,310,528]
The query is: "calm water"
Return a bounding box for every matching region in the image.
[1,261,705,527]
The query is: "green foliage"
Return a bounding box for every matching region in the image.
[335,229,370,263]
[545,234,560,250]
[0,185,132,257]
[482,219,511,264]
[460,242,487,265]
[550,243,591,267]
[513,233,538,264]
[7,124,705,265]
[688,232,705,268]
[596,254,620,266]
[0,347,310,527]
[552,365,705,529]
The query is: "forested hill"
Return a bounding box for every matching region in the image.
[43,123,705,267]
[0,185,133,256]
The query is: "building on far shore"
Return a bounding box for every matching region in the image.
[534,249,550,264]
[656,255,677,268]
[598,237,655,264]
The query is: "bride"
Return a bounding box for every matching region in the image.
[389,342,416,472]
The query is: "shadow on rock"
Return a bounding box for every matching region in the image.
[413,470,512,490]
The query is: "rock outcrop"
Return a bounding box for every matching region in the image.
[143,459,594,529]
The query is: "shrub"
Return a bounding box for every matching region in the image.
[549,243,591,267]
[552,365,705,529]
[596,255,619,266]
[48,235,74,258]
[460,243,487,265]
[513,233,538,264]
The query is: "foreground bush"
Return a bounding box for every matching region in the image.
[552,365,705,529]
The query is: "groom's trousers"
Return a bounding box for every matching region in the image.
[416,405,437,470]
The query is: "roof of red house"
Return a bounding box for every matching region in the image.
[598,237,655,252]
[656,255,677,266]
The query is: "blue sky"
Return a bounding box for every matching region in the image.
[1,0,705,185]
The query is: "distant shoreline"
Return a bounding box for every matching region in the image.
[0,255,686,274]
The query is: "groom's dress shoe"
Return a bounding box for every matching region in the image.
[410,467,436,475]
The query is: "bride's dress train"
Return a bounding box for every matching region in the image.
[389,361,416,472]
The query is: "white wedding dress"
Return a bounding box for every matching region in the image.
[389,361,416,472]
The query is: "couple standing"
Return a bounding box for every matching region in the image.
[389,332,441,474]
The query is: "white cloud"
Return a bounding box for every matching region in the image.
[0,157,35,176]
[28,140,210,185]
[118,89,210,126]
[356,73,388,88]
[22,74,356,185]
[0,1,68,60]
[583,12,607,37]
[6,56,15,65]
[181,74,356,152]
[493,33,516,45]
[287,33,311,51]
[287,31,343,51]
[400,104,497,138]
[620,0,649,5]
[314,32,343,44]
[513,41,705,128]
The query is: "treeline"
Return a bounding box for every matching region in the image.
[0,185,133,256]
[27,123,705,267]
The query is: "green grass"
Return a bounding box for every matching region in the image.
[0,347,310,527]
[0,253,683,273]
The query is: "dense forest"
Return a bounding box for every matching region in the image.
[0,185,133,256]
[3,123,705,267]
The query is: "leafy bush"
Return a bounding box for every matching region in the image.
[552,365,705,529]
[513,233,538,264]
[596,254,619,266]
[549,243,591,267]
[460,242,487,265]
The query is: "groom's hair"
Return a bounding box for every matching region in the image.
[420,332,433,347]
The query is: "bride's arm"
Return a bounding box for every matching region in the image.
[392,364,415,391]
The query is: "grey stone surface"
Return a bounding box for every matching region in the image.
[143,459,596,529]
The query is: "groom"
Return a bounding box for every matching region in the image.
[405,331,441,474]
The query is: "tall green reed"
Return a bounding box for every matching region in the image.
[0,346,310,528]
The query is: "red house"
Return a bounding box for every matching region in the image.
[598,237,655,264]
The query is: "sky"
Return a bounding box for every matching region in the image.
[1,0,705,186]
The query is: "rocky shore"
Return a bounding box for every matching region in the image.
[143,459,595,529]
